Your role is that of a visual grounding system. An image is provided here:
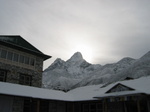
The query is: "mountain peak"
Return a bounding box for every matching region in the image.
[45,58,65,71]
[52,58,64,64]
[69,52,84,62]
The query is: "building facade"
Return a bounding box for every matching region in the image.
[0,36,51,87]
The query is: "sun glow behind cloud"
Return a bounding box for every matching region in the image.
[61,25,96,63]
[73,44,93,63]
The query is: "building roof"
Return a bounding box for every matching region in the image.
[0,76,150,101]
[0,82,73,101]
[94,76,150,99]
[68,76,150,101]
[0,35,51,60]
[94,91,145,99]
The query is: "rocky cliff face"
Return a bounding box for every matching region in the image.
[43,51,150,91]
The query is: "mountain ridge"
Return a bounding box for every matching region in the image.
[43,51,150,91]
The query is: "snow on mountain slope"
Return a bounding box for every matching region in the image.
[109,51,150,82]
[42,52,101,91]
[71,57,136,88]
[85,51,150,87]
[43,51,150,91]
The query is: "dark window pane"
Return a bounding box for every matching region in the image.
[97,103,103,109]
[25,76,31,85]
[83,104,89,112]
[19,74,31,86]
[30,58,35,66]
[25,80,30,85]
[40,100,49,112]
[19,75,25,84]
[23,99,31,112]
[20,75,25,80]
[0,70,7,82]
[7,51,13,60]
[1,50,7,59]
[90,104,96,109]
[13,53,19,62]
[24,56,29,64]
[19,55,24,63]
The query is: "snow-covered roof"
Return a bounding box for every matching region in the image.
[94,91,145,99]
[0,76,150,101]
[0,82,73,101]
[120,77,150,94]
[68,76,150,101]
[93,76,150,99]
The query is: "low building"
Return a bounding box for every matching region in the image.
[1,76,150,112]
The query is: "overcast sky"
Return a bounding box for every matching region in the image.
[0,0,150,69]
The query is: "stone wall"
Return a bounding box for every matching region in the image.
[0,61,42,87]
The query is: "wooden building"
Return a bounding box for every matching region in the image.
[0,36,150,112]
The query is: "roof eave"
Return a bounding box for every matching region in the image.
[0,41,52,60]
[93,92,147,99]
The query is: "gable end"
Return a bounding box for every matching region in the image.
[106,83,135,93]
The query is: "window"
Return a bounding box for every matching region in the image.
[0,69,7,82]
[83,104,89,112]
[83,103,102,112]
[107,102,124,112]
[30,58,35,66]
[19,55,24,63]
[97,103,103,112]
[1,49,7,59]
[7,51,13,60]
[49,102,57,112]
[24,56,29,64]
[13,53,19,62]
[0,48,35,67]
[23,98,31,112]
[90,104,96,112]
[40,100,49,112]
[19,74,32,86]
[74,103,81,112]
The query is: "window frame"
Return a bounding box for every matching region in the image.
[13,53,19,62]
[0,69,7,82]
[1,49,7,59]
[7,51,13,60]
[19,73,32,86]
[0,48,36,67]
[30,58,35,66]
[24,56,30,65]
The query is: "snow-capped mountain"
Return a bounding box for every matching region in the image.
[71,57,136,88]
[43,51,150,91]
[42,52,101,91]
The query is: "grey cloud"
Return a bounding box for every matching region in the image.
[0,0,150,69]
